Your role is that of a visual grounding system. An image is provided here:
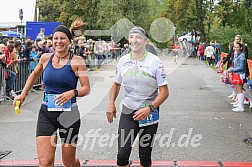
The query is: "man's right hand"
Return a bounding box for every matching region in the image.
[106,103,117,123]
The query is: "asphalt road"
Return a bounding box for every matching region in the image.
[1,54,252,165]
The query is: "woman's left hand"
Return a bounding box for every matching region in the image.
[54,90,74,106]
[133,107,151,121]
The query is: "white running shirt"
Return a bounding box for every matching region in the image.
[114,51,167,110]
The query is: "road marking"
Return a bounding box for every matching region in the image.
[1,160,252,166]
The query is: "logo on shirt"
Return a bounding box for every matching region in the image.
[122,61,135,68]
[129,66,153,79]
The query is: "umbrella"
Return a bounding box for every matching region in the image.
[0,30,21,38]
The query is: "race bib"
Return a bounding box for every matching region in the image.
[138,108,159,127]
[47,94,71,111]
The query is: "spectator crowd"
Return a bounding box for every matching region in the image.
[0,31,127,100]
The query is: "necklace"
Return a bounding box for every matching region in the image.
[55,52,69,62]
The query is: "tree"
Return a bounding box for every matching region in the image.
[38,0,101,28]
[240,0,252,33]
[35,0,252,52]
[74,0,101,29]
[214,0,235,27]
[97,0,123,30]
[167,0,199,33]
[210,25,252,58]
[195,0,207,41]
[37,0,61,22]
[96,0,151,42]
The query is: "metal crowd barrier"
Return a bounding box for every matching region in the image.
[0,64,14,104]
[83,48,124,70]
[0,61,43,104]
[12,61,43,93]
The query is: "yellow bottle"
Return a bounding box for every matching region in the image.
[15,101,21,115]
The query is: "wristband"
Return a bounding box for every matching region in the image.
[148,104,155,112]
[73,89,78,98]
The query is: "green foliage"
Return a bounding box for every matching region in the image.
[37,0,61,21]
[36,0,251,52]
[38,0,153,33]
[209,26,252,59]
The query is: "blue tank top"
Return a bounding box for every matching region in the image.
[43,53,78,103]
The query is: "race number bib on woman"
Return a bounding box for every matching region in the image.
[47,94,71,111]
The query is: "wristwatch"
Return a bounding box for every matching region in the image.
[73,89,78,98]
[148,104,155,112]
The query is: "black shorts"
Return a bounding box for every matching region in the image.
[36,105,81,144]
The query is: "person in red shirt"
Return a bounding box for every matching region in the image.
[2,43,17,99]
[172,42,180,64]
[197,44,204,60]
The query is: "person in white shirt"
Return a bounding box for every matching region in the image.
[205,43,215,66]
[106,26,169,167]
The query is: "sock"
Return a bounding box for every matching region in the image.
[238,93,244,110]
